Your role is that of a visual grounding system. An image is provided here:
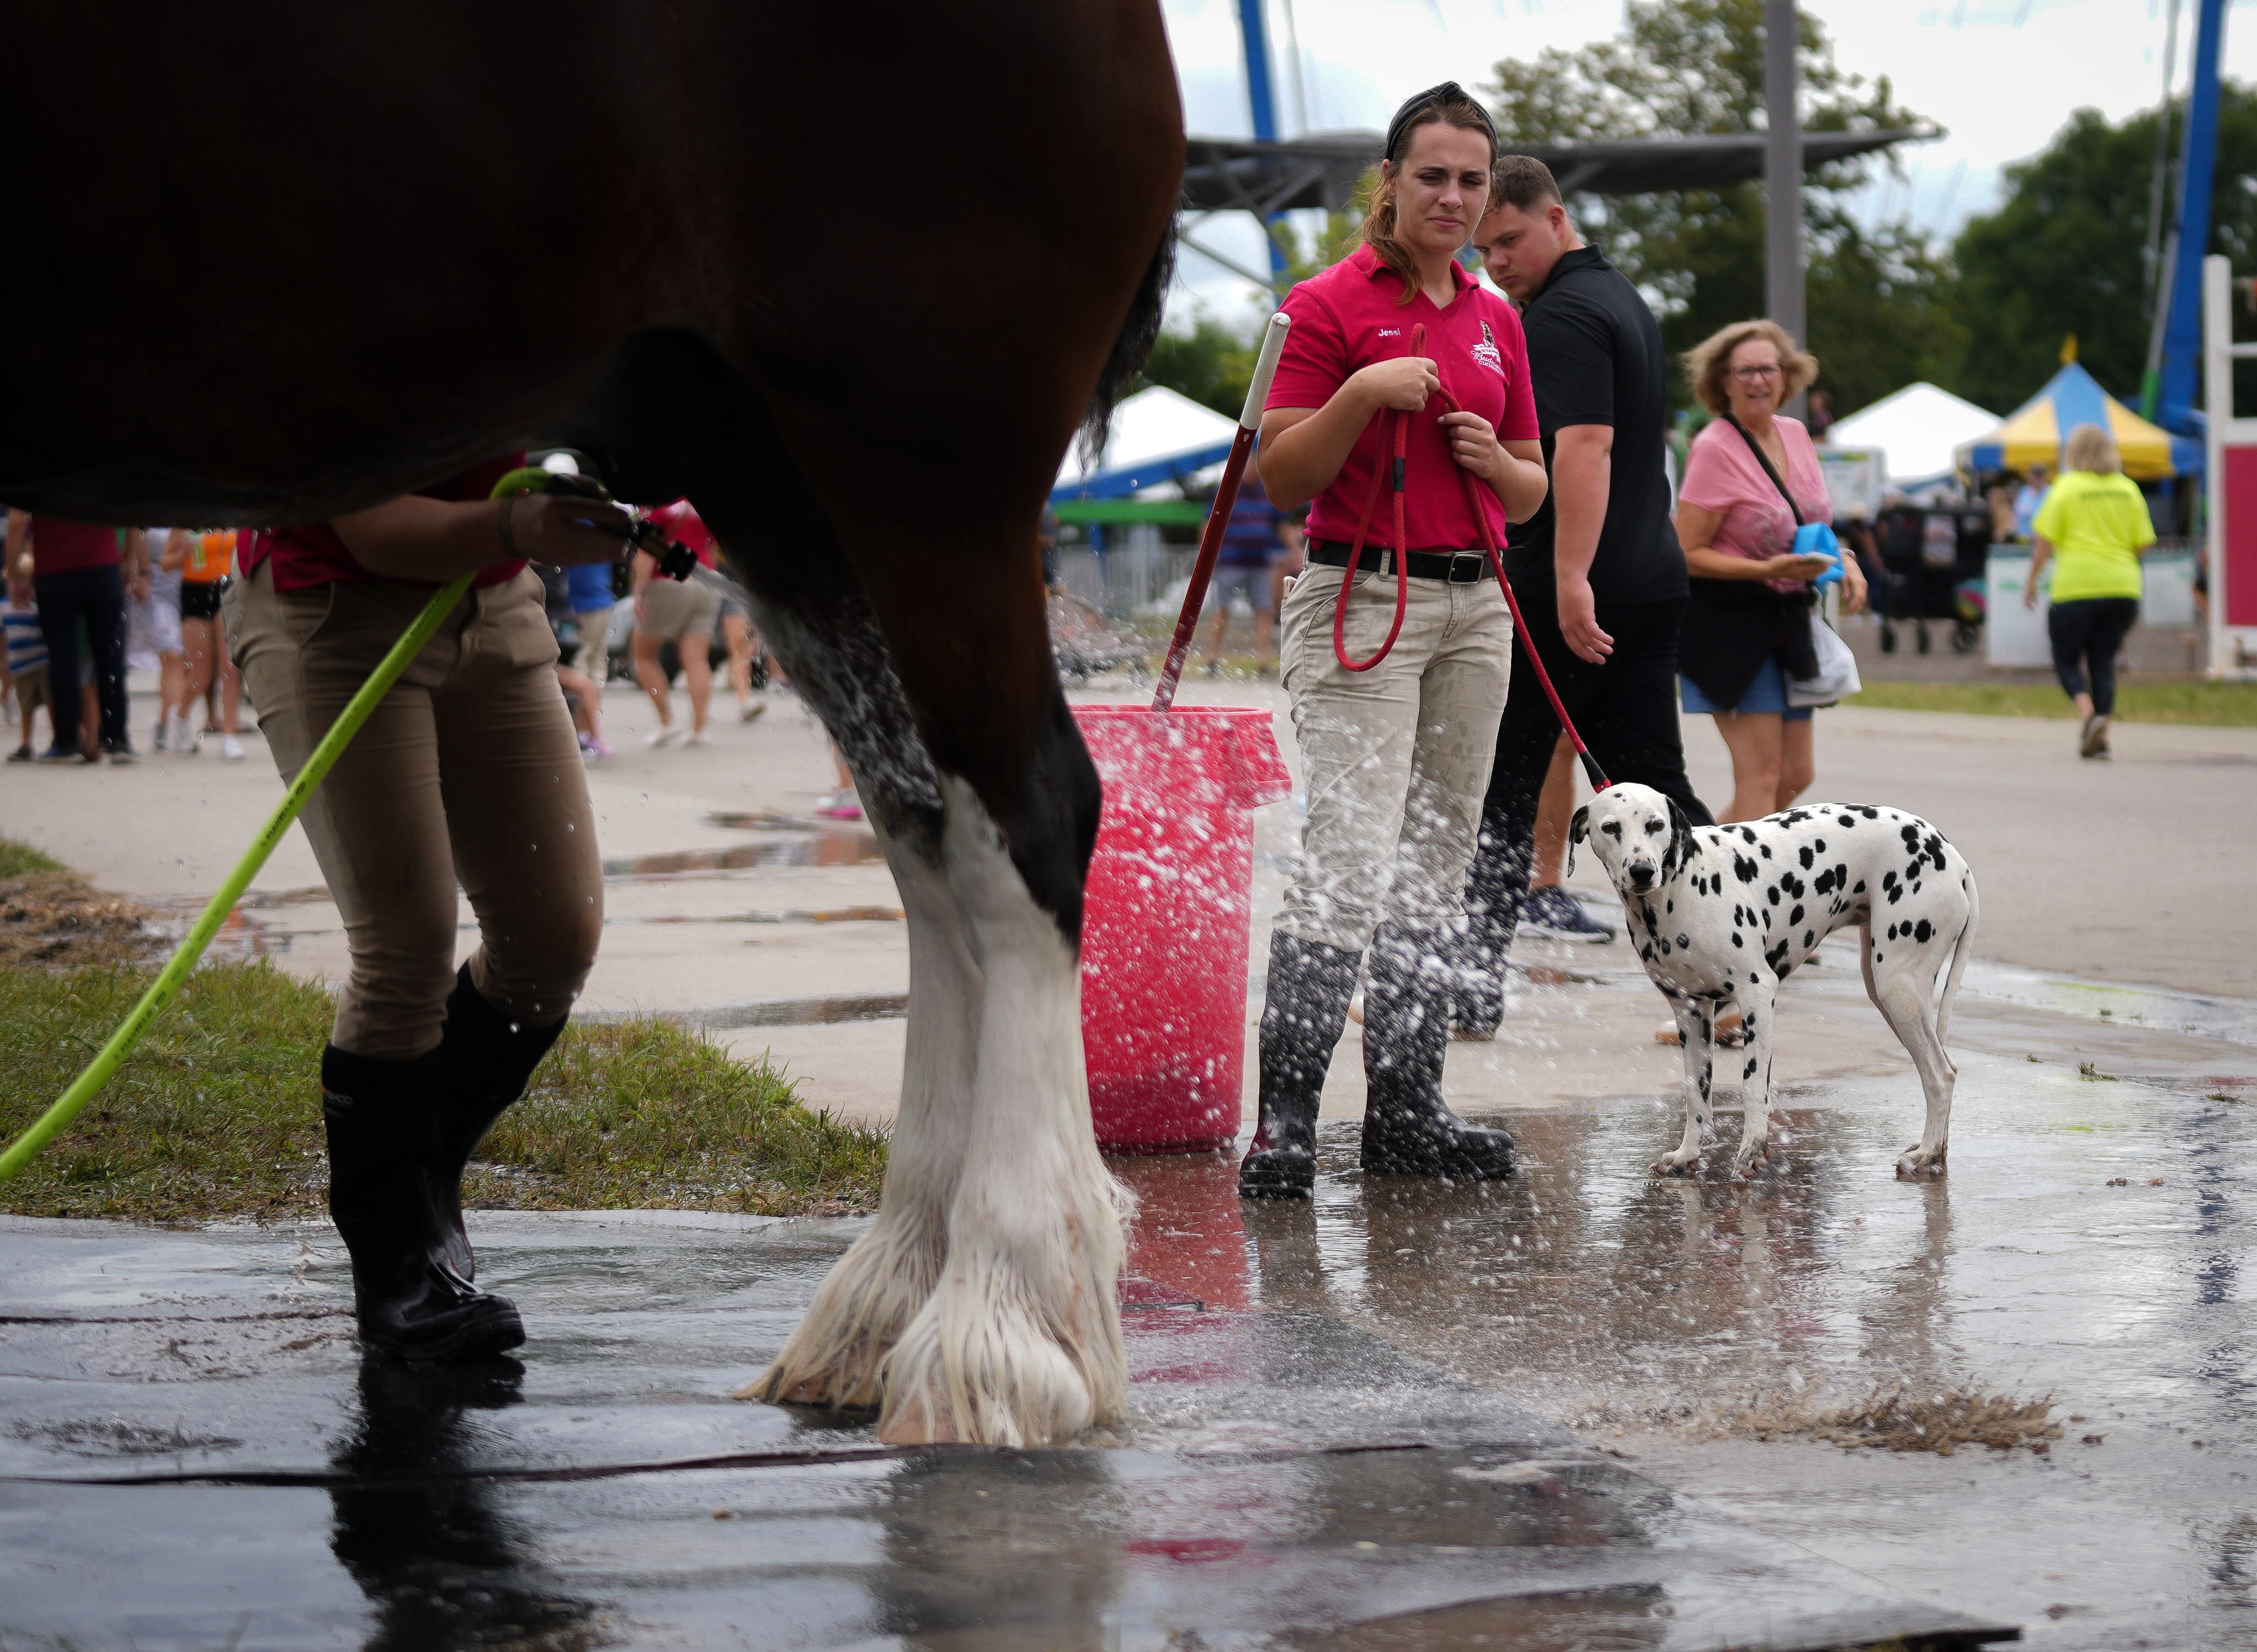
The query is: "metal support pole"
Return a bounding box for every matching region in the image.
[1235,0,1290,287]
[2155,0,2228,430]
[1764,0,1806,417]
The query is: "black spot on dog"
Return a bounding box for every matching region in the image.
[1666,899,1674,914]
[1914,918,1934,944]
[1768,886,1781,905]
[1676,934,1691,950]
[1803,929,1815,948]
[1760,845,1772,859]
[1641,945,1655,961]
[1813,867,1835,894]
[1780,873,1805,899]
[1733,855,1758,883]
[1860,806,1879,818]
[1739,826,1758,844]
[1886,883,1903,905]
[1839,813,1857,828]
[1798,845,1815,869]
[1853,880,1866,894]
[1885,922,1897,940]
[1765,941,1791,973]
[1790,904,1804,925]
[1732,931,1744,947]
[1744,1058,1759,1079]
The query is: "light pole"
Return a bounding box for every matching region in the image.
[1764,0,1806,416]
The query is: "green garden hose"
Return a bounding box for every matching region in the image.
[0,571,474,1182]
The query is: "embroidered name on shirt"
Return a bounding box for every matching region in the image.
[1471,318,1504,374]
[1378,328,1402,338]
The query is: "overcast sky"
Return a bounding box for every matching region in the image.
[1164,0,2257,318]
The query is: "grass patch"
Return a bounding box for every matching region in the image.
[1702,1384,2063,1457]
[1845,679,2257,726]
[0,836,63,879]
[0,961,887,1223]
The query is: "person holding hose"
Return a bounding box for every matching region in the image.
[228,462,632,1361]
[1241,82,1549,1200]
[2026,423,2153,759]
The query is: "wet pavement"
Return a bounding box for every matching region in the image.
[2,1206,2014,1651]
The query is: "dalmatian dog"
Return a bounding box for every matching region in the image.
[1569,784,1978,1179]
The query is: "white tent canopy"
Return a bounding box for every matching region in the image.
[1826,382,1998,488]
[1052,385,1240,499]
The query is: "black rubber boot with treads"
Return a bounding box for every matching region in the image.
[1361,923,1515,1180]
[432,964,568,1281]
[1240,932,1361,1200]
[322,1044,525,1362]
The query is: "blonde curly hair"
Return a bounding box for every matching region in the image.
[1684,319,1820,415]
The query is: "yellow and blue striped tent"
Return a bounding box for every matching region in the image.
[1958,362,2201,481]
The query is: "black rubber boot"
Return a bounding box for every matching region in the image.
[1452,802,1531,1039]
[432,964,568,1281]
[323,1044,526,1362]
[1240,932,1361,1200]
[1361,924,1515,1180]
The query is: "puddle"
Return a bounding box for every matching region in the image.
[581,992,910,1030]
[601,831,884,880]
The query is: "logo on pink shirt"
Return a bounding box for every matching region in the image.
[1471,318,1504,375]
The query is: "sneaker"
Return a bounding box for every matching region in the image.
[34,744,93,764]
[686,727,712,747]
[1520,886,1617,944]
[103,740,137,765]
[815,786,864,821]
[646,725,683,748]
[582,734,613,760]
[6,745,30,763]
[2080,714,2111,759]
[739,699,767,723]
[220,734,245,761]
[151,717,168,753]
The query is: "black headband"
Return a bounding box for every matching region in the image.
[1383,81,1497,163]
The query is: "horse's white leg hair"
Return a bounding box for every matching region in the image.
[1653,996,1714,1175]
[876,776,1128,1447]
[1731,980,1779,1174]
[741,827,978,1408]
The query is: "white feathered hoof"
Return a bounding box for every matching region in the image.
[738,1209,945,1411]
[873,1250,1124,1447]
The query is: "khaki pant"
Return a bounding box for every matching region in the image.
[228,563,604,1059]
[637,575,720,640]
[1276,562,1511,952]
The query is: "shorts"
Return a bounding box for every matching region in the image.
[1205,562,1275,617]
[1679,656,1814,722]
[637,576,721,641]
[181,578,229,621]
[718,596,748,624]
[8,662,50,716]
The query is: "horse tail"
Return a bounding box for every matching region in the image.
[1078,221,1175,463]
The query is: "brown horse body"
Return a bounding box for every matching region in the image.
[4,2,1183,1445]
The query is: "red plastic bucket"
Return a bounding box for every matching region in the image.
[1074,704,1293,1153]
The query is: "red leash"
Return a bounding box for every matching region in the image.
[1329,322,1610,792]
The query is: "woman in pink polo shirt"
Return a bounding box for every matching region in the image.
[227,465,632,1363]
[1240,82,1550,1200]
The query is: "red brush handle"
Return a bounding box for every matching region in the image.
[1152,312,1293,712]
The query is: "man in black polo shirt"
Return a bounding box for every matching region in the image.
[1454,155,1714,1035]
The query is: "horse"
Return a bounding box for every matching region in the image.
[2,1,1184,1447]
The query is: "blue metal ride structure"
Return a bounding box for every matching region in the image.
[2148,0,2228,436]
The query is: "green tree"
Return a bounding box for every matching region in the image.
[1487,0,1961,415]
[1950,86,2257,415]
[1131,314,1259,419]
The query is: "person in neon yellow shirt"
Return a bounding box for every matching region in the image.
[2027,423,2154,759]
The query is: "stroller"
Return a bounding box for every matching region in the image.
[1871,502,1991,656]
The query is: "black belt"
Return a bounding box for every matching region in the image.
[1308,541,1494,583]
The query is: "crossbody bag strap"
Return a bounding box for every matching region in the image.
[1722,412,1804,526]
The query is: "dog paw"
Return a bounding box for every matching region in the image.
[1651,1152,1701,1176]
[1894,1145,1947,1178]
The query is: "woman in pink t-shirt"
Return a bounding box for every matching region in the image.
[1674,319,1867,823]
[1239,81,1550,1200]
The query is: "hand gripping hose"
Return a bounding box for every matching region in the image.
[1153,312,1293,711]
[1330,322,1610,792]
[0,469,659,1185]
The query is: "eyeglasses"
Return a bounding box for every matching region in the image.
[1731,365,1783,382]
